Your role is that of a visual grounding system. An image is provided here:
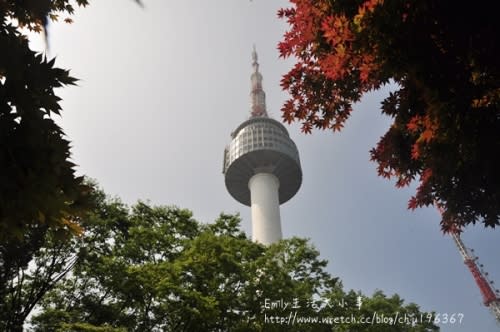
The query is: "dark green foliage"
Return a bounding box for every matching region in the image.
[1,4,94,326]
[29,194,438,331]
[0,181,105,332]
[0,0,91,241]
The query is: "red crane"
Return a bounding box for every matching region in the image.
[435,205,499,323]
[450,231,500,323]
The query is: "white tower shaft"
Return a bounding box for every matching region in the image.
[249,173,282,244]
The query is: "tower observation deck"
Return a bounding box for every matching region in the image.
[223,47,302,245]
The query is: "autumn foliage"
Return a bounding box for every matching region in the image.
[278,0,500,231]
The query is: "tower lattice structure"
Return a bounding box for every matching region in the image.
[450,231,500,323]
[438,204,500,324]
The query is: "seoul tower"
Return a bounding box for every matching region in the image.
[223,47,302,245]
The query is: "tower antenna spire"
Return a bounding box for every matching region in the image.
[250,45,267,117]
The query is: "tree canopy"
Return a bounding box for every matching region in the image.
[278,0,500,231]
[0,0,93,241]
[1,3,94,327]
[22,191,438,332]
[0,183,107,331]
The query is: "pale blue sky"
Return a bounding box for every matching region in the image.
[31,0,500,330]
